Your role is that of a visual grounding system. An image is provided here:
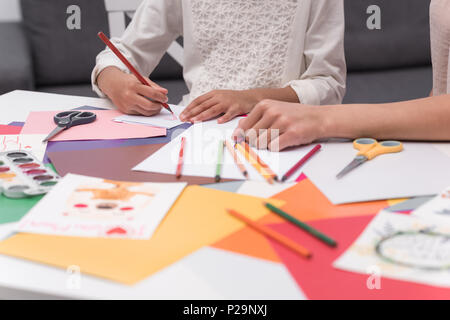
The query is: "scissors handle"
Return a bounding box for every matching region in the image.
[54,111,96,128]
[354,138,403,160]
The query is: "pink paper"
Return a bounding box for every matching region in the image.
[0,125,22,135]
[21,110,166,141]
[267,216,450,300]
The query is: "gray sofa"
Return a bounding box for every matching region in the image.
[0,0,432,104]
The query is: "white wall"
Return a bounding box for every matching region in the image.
[0,0,22,22]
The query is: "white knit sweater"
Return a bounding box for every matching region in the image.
[92,0,346,106]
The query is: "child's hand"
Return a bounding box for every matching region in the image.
[179,90,259,123]
[233,100,326,151]
[97,66,168,116]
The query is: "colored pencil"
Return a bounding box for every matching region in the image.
[227,209,312,259]
[264,203,337,247]
[281,144,322,182]
[225,140,248,178]
[176,137,186,178]
[235,143,273,184]
[97,31,173,114]
[215,140,224,182]
[241,141,278,181]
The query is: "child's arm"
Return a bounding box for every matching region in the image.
[92,0,182,115]
[233,95,450,151]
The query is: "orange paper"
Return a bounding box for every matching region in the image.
[0,186,284,284]
[269,178,388,224]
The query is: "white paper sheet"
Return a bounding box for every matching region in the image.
[334,211,450,288]
[302,142,450,204]
[133,118,312,182]
[16,174,186,239]
[114,104,186,129]
[0,134,47,161]
[413,186,450,222]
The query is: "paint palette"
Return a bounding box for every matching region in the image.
[0,150,60,198]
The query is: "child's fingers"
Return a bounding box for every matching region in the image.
[217,106,240,124]
[136,84,168,103]
[182,99,217,121]
[268,131,295,152]
[192,105,224,122]
[180,94,213,120]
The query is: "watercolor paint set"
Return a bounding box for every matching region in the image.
[0,150,60,198]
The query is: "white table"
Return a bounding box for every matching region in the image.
[0,90,305,300]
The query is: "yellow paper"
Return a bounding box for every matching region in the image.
[387,198,409,206]
[0,186,284,285]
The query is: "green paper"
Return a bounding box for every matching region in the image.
[0,163,55,224]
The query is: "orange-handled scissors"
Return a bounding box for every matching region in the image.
[336,138,403,179]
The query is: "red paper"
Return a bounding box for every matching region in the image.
[268,216,450,300]
[0,125,22,135]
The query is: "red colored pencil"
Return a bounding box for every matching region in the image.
[176,137,186,178]
[227,209,312,259]
[97,31,173,114]
[281,144,321,182]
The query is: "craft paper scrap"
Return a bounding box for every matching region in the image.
[236,181,296,199]
[0,186,284,284]
[134,118,312,182]
[334,211,450,288]
[302,142,450,204]
[16,174,186,239]
[114,104,185,129]
[21,110,166,141]
[0,134,47,161]
[413,186,450,222]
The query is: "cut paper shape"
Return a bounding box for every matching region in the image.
[0,125,22,135]
[269,215,450,299]
[334,211,450,288]
[302,142,450,204]
[21,110,166,141]
[16,174,186,240]
[47,144,236,185]
[114,104,186,129]
[134,118,312,182]
[212,223,281,263]
[236,180,296,199]
[0,186,284,284]
[0,134,47,161]
[270,178,388,223]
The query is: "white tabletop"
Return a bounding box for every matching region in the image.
[0,90,305,300]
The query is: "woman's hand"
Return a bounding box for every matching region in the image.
[179,89,260,123]
[233,100,327,151]
[97,66,168,116]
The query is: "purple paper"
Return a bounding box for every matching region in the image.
[8,122,25,127]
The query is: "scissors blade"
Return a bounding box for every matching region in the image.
[336,157,367,179]
[43,126,65,142]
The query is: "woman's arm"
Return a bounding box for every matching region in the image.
[234,95,450,151]
[324,95,450,141]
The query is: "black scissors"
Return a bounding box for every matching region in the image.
[43,111,97,142]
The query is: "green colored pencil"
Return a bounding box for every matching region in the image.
[215,140,224,182]
[264,203,337,247]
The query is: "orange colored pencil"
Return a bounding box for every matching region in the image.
[176,137,186,178]
[97,31,173,114]
[227,209,312,259]
[235,143,273,184]
[225,140,248,178]
[241,141,278,181]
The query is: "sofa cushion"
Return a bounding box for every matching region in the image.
[345,0,431,71]
[20,0,109,86]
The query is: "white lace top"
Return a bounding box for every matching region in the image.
[92,0,346,106]
[430,0,450,95]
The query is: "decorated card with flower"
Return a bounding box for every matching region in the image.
[16,174,186,239]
